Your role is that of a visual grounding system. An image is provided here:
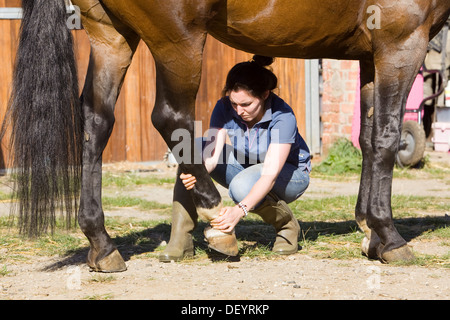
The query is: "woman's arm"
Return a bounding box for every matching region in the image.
[210,143,291,233]
[203,128,227,173]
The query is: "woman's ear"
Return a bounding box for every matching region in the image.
[262,90,270,100]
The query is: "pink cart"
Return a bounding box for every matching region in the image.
[396,67,445,167]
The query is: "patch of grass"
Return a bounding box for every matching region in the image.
[0,190,447,268]
[0,265,11,276]
[102,172,175,188]
[0,191,13,201]
[0,223,86,261]
[313,138,362,176]
[88,274,116,284]
[34,233,85,256]
[102,196,171,212]
[288,194,449,264]
[293,195,450,221]
[292,195,357,221]
[82,293,114,300]
[312,139,450,183]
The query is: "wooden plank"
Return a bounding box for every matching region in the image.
[123,43,142,162]
[138,42,167,161]
[4,0,21,7]
[273,58,307,137]
[72,30,90,94]
[0,17,13,168]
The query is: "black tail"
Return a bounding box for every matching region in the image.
[1,0,83,237]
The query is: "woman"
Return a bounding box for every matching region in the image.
[181,55,311,255]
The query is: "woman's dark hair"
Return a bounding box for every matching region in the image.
[222,55,278,98]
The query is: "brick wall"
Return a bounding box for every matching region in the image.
[321,59,360,154]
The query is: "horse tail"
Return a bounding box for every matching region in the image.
[1,0,83,237]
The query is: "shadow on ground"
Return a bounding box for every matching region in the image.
[42,214,449,271]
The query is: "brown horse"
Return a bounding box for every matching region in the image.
[4,0,449,272]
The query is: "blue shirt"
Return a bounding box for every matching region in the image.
[209,93,311,172]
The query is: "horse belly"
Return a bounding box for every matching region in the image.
[207,0,367,59]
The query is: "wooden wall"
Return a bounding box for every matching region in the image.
[0,1,306,164]
[0,0,20,168]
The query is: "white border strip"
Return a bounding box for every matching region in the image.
[0,8,22,20]
[0,6,77,20]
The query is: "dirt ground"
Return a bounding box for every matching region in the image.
[0,151,449,301]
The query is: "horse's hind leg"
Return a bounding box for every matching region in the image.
[144,31,237,257]
[367,30,429,263]
[78,5,140,272]
[355,59,382,259]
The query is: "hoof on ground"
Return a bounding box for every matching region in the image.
[381,245,415,264]
[88,249,127,273]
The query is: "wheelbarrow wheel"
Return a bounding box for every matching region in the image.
[396,120,426,168]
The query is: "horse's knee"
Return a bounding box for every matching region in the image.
[82,90,115,130]
[152,103,192,132]
[151,106,170,135]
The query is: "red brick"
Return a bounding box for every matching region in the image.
[341,102,355,114]
[321,113,340,123]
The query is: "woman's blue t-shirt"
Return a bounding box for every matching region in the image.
[209,93,311,172]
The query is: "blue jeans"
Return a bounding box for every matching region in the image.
[198,139,310,208]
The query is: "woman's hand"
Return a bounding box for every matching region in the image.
[210,205,245,233]
[180,173,197,190]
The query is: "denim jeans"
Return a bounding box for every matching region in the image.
[197,138,310,208]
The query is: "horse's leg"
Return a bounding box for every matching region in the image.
[355,59,381,259]
[144,33,238,256]
[78,6,140,272]
[368,31,429,263]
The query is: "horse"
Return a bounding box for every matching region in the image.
[3,0,449,272]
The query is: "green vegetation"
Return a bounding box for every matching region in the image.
[102,196,170,212]
[1,191,447,269]
[313,138,362,175]
[102,172,175,188]
[0,151,448,271]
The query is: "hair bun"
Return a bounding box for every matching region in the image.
[251,55,274,67]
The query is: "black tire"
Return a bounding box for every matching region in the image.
[396,120,426,168]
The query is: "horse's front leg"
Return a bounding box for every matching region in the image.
[368,34,429,263]
[355,59,382,259]
[78,6,140,271]
[148,39,238,258]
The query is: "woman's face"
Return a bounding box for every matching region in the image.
[229,89,269,127]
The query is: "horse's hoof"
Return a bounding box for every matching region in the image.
[88,249,127,273]
[381,245,415,264]
[204,225,239,256]
[361,235,381,260]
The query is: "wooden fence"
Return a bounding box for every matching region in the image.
[0,1,307,164]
